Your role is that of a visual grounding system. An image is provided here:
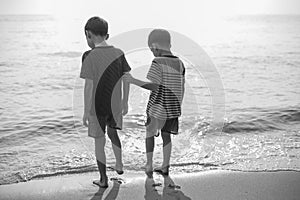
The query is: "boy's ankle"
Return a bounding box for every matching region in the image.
[101,175,108,181]
[162,163,170,168]
[145,163,153,168]
[115,161,123,167]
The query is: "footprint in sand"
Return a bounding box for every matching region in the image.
[167,184,181,189]
[110,177,125,184]
[152,182,162,187]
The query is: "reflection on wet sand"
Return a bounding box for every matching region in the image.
[145,175,192,200]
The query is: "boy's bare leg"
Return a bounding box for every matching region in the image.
[161,132,172,169]
[107,127,123,172]
[145,131,155,173]
[95,137,108,186]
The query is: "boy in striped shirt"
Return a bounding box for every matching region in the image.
[124,29,185,176]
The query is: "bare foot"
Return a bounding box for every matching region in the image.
[154,165,169,176]
[93,178,108,188]
[145,165,153,178]
[114,163,124,175]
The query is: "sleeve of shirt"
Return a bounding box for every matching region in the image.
[121,54,131,73]
[181,62,185,76]
[82,50,91,63]
[80,52,94,80]
[146,60,162,84]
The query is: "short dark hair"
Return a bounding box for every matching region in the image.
[148,29,171,47]
[84,16,108,36]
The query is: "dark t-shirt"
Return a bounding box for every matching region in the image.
[80,46,131,118]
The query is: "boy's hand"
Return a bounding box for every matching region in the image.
[123,73,134,83]
[82,112,90,127]
[122,101,128,115]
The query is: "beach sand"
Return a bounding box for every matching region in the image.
[0,170,299,200]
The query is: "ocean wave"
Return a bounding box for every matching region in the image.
[0,117,76,146]
[1,108,299,185]
[1,108,299,142]
[30,165,97,180]
[126,108,300,135]
[222,119,280,133]
[226,168,300,173]
[3,161,299,185]
[271,109,300,122]
[222,108,300,134]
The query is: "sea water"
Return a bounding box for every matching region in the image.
[0,15,299,185]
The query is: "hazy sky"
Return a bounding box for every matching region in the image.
[0,0,299,15]
[1,0,299,48]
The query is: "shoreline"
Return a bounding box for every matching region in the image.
[3,167,300,186]
[0,170,299,200]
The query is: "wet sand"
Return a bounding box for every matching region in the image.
[0,170,299,200]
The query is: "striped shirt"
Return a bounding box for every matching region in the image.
[146,55,185,120]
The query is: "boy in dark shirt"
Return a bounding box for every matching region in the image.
[80,17,131,187]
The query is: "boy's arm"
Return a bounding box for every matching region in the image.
[123,73,159,91]
[181,64,185,104]
[80,51,94,126]
[181,77,185,105]
[135,79,159,91]
[83,79,93,126]
[122,73,130,115]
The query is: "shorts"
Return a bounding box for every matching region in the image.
[88,114,122,138]
[146,115,179,136]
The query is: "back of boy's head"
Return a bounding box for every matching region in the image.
[85,16,108,36]
[148,29,171,48]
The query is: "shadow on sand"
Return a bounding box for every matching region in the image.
[90,174,191,200]
[91,179,121,200]
[144,175,192,200]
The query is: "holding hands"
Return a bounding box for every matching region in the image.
[82,112,90,127]
[123,72,135,84]
[123,72,156,91]
[122,101,128,116]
